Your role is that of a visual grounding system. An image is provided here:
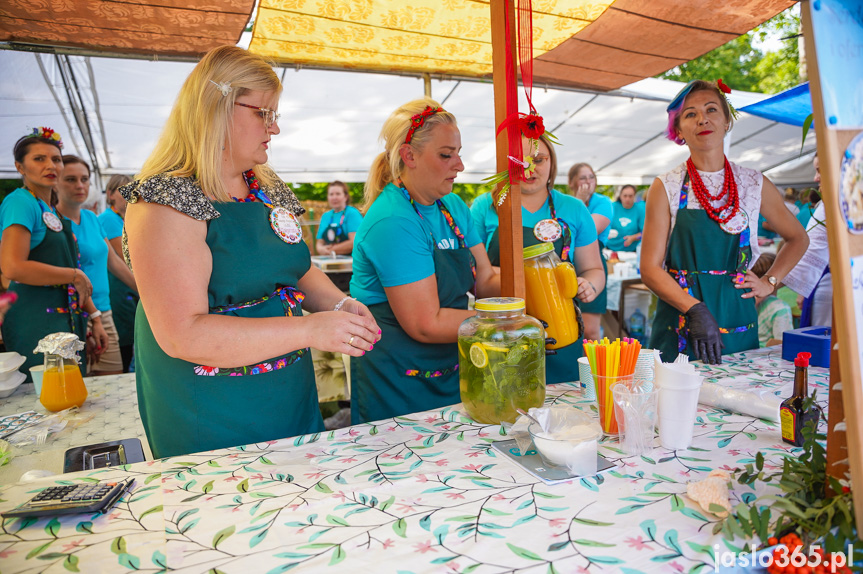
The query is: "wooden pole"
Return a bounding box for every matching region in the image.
[801,1,863,527]
[489,0,525,299]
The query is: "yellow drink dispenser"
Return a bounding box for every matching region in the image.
[523,242,579,349]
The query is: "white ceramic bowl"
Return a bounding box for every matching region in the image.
[0,352,26,382]
[0,370,26,398]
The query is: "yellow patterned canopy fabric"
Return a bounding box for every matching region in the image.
[249,0,614,76]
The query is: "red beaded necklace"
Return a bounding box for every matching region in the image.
[232,170,261,202]
[685,157,739,225]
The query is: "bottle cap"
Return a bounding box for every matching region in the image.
[794,352,811,367]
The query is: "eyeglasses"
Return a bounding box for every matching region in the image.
[234,102,280,128]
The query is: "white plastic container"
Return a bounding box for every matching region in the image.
[528,421,601,475]
[0,352,25,383]
[0,371,26,398]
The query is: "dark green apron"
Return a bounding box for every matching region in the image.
[487,225,584,384]
[134,200,324,459]
[649,175,758,362]
[351,248,473,424]
[2,203,87,381]
[322,210,350,244]
[108,271,137,349]
[578,242,607,314]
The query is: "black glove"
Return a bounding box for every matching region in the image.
[538,319,557,356]
[685,302,723,365]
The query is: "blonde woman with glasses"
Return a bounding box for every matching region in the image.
[121,46,380,458]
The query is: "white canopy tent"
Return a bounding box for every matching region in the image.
[0,49,817,205]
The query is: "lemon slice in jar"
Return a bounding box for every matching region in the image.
[469,342,489,368]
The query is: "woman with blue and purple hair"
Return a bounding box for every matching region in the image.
[640,80,807,364]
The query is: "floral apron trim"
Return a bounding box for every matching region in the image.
[194,349,306,377]
[45,284,88,332]
[669,174,755,354]
[195,285,307,377]
[405,364,459,378]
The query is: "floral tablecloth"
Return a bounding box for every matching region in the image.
[0,347,829,573]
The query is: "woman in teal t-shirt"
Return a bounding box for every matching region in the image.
[56,155,137,375]
[471,134,604,383]
[0,129,101,378]
[315,181,363,256]
[567,162,613,341]
[606,184,645,252]
[350,98,499,424]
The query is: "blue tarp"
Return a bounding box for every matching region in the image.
[738,82,812,127]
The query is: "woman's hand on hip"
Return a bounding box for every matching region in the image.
[305,310,381,357]
[735,270,774,299]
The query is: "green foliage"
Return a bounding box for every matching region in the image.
[659,7,802,94]
[718,393,859,559]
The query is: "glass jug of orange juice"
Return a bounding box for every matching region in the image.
[34,332,88,412]
[523,242,579,349]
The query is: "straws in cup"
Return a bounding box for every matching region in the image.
[582,338,643,435]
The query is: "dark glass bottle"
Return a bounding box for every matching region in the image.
[780,352,819,447]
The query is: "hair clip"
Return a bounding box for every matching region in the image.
[716,78,739,120]
[209,80,233,97]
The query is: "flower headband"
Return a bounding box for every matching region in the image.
[20,127,63,149]
[665,79,738,145]
[405,105,443,144]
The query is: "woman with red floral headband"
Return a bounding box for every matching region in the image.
[0,128,105,379]
[349,98,499,424]
[640,80,808,364]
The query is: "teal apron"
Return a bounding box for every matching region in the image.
[486,194,585,384]
[2,198,87,380]
[322,210,350,244]
[134,184,324,459]
[351,189,475,424]
[649,173,758,362]
[108,271,137,370]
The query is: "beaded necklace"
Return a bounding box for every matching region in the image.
[685,157,739,225]
[232,170,262,203]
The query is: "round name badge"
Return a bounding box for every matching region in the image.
[326,227,336,242]
[43,211,63,232]
[269,207,302,244]
[533,218,562,242]
[720,210,749,235]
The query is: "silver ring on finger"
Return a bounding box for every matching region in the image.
[348,335,356,347]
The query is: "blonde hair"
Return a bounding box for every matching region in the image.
[363,98,457,207]
[136,46,282,202]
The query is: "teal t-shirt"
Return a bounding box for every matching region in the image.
[71,210,111,312]
[585,192,614,245]
[351,183,481,306]
[98,207,124,241]
[316,205,363,243]
[0,188,50,250]
[469,190,597,264]
[605,201,645,252]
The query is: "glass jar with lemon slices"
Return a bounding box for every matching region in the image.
[458,297,545,424]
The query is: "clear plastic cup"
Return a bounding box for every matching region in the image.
[612,383,658,455]
[593,373,634,436]
[633,348,656,392]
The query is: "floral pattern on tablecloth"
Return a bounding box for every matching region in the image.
[0,348,829,573]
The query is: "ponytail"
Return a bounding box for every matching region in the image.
[363,152,392,209]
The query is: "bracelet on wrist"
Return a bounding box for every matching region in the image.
[89,309,102,320]
[333,296,355,312]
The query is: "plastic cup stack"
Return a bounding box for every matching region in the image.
[633,348,656,392]
[654,352,703,450]
[612,383,658,456]
[577,357,596,401]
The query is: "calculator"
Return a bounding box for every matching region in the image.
[1,478,136,519]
